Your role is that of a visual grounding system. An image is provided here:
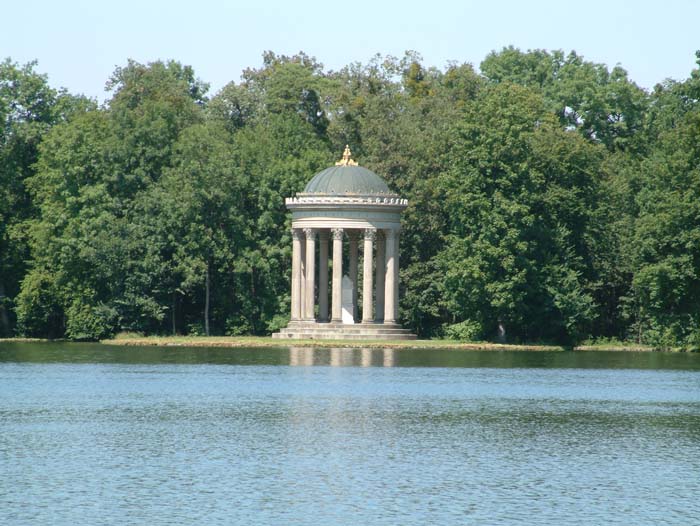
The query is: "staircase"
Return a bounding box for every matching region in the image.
[273,321,416,340]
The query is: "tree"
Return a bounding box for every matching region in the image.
[435,82,603,343]
[137,122,250,336]
[627,109,700,349]
[17,60,206,339]
[481,47,649,151]
[0,58,91,336]
[228,113,332,333]
[8,49,700,347]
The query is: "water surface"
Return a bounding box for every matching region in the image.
[1,343,698,525]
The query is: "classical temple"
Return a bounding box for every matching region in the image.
[273,147,416,340]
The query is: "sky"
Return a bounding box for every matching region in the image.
[3,0,699,101]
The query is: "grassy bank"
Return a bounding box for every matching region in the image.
[100,334,565,351]
[2,335,667,352]
[0,338,61,343]
[575,344,655,352]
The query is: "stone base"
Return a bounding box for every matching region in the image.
[272,321,416,340]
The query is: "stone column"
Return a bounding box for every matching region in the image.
[290,228,303,321]
[331,228,344,322]
[318,230,329,322]
[374,231,385,322]
[383,228,397,324]
[303,228,316,321]
[348,232,359,322]
[394,230,400,322]
[300,236,306,319]
[362,229,376,323]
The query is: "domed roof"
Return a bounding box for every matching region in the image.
[301,146,394,196]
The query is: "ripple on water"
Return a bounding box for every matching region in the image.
[0,347,699,525]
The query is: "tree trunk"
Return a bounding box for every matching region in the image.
[0,280,9,337]
[637,305,643,344]
[204,263,211,336]
[171,291,177,335]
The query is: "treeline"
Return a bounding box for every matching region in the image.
[1,49,699,348]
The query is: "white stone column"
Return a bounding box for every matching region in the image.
[300,236,306,320]
[383,228,397,324]
[374,231,385,323]
[331,228,344,322]
[362,229,376,323]
[348,232,359,322]
[394,230,400,322]
[318,230,329,322]
[304,228,316,321]
[290,228,303,321]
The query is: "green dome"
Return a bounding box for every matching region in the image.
[302,165,393,196]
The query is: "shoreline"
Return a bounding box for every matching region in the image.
[0,336,669,352]
[99,336,565,351]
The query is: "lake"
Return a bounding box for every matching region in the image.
[1,342,699,525]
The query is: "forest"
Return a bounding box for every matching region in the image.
[1,48,699,348]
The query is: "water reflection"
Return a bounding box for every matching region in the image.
[1,344,699,525]
[1,341,700,370]
[289,347,396,367]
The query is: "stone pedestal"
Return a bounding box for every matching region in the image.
[341,275,355,324]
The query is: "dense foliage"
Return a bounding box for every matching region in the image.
[2,49,699,349]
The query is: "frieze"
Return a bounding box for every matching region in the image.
[291,209,402,220]
[286,196,409,206]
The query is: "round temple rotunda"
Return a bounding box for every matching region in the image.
[273,147,416,340]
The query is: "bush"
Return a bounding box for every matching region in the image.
[65,298,118,341]
[686,329,700,352]
[187,322,204,336]
[15,269,64,338]
[443,319,483,341]
[265,314,290,334]
[225,315,253,336]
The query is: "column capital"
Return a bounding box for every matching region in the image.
[331,227,344,241]
[303,227,317,239]
[384,228,398,239]
[364,228,377,241]
[291,228,304,241]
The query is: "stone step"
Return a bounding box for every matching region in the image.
[273,321,417,340]
[277,328,413,335]
[272,331,417,340]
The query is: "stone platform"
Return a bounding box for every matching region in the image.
[273,321,416,340]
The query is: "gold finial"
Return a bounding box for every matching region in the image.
[335,145,358,166]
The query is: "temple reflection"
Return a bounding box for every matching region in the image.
[288,347,396,367]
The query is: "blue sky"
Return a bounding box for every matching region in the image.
[3,0,698,100]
